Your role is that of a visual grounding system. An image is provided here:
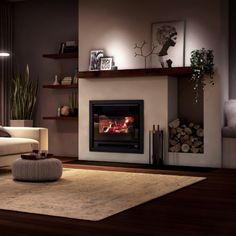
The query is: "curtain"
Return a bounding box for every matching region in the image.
[0,2,12,126]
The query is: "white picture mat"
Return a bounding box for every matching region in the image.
[100,57,113,70]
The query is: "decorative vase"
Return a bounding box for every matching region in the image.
[53,75,60,85]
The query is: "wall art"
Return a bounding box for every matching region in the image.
[89,49,104,71]
[151,20,186,68]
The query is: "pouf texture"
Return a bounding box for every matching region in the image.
[11,158,63,182]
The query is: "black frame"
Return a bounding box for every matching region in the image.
[89,100,144,153]
[100,57,113,70]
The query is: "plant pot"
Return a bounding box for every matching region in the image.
[10,120,33,127]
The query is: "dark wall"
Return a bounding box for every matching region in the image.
[178,79,203,125]
[229,0,236,98]
[13,0,78,157]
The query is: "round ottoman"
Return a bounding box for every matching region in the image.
[11,158,63,182]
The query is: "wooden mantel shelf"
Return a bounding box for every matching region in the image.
[42,52,78,59]
[78,67,192,79]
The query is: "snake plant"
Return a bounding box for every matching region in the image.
[10,64,38,120]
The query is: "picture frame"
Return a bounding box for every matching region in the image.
[89,49,104,71]
[151,20,186,68]
[100,57,113,71]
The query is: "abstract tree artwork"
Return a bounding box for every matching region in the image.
[133,41,158,69]
[151,20,186,68]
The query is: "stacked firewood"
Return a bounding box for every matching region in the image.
[169,119,204,153]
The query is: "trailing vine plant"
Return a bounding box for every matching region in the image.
[190,48,214,102]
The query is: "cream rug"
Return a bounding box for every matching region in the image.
[0,168,205,221]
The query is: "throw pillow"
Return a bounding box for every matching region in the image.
[0,127,11,137]
[225,100,236,127]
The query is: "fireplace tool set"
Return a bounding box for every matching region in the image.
[149,125,164,168]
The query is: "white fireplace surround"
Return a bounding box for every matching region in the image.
[78,74,221,168]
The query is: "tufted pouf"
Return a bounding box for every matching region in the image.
[11,158,63,182]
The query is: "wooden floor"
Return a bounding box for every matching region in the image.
[0,161,236,236]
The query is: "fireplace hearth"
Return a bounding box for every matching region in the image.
[89,100,144,153]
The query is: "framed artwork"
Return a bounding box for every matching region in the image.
[151,20,186,68]
[100,57,113,71]
[89,49,104,71]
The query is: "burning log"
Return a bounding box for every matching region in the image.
[169,119,204,154]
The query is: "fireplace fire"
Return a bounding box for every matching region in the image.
[90,100,144,153]
[99,116,134,134]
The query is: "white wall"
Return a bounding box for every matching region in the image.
[79,0,228,119]
[79,0,228,72]
[79,0,229,167]
[79,76,174,164]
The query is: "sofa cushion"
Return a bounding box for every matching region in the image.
[0,127,11,137]
[0,138,38,156]
[225,100,236,127]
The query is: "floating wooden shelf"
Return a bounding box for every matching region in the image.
[43,84,78,89]
[42,52,78,59]
[43,116,78,120]
[78,67,192,79]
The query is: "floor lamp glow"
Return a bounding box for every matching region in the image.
[0,51,10,125]
[0,52,10,57]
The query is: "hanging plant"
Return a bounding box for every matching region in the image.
[190,48,214,102]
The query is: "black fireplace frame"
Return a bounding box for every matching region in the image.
[89,100,144,153]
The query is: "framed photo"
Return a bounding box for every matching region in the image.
[151,20,186,68]
[89,49,104,71]
[100,57,113,71]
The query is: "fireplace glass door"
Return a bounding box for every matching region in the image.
[89,100,144,153]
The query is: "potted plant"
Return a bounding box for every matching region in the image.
[10,64,38,127]
[68,92,78,116]
[190,48,214,102]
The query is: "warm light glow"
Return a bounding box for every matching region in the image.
[0,52,10,57]
[99,116,135,134]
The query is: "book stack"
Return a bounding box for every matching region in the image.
[59,41,78,54]
[61,76,72,85]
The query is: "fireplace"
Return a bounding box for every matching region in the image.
[89,100,144,153]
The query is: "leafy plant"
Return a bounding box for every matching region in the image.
[68,92,78,116]
[10,64,38,120]
[190,48,214,102]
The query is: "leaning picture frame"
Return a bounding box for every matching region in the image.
[100,57,113,71]
[89,49,104,71]
[151,20,186,68]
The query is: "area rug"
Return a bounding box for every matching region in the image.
[0,168,205,221]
